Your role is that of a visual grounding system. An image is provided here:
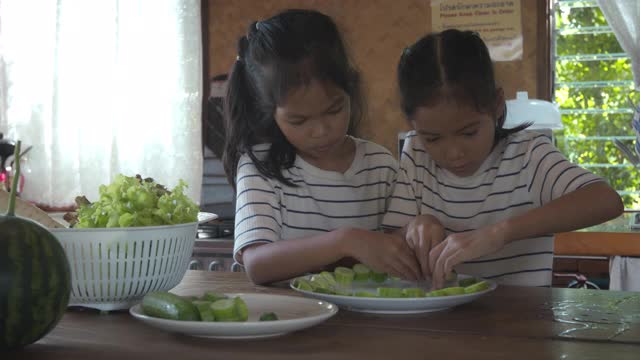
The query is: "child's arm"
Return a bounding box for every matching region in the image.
[239,228,421,285]
[427,135,624,289]
[429,181,622,289]
[383,132,442,279]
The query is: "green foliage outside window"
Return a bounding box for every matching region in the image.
[554,1,639,208]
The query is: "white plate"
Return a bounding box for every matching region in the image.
[129,293,338,339]
[289,274,497,314]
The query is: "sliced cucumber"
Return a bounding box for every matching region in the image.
[458,277,478,287]
[426,286,465,297]
[370,271,388,283]
[202,291,228,302]
[295,278,314,291]
[319,271,339,288]
[310,274,336,294]
[259,312,278,321]
[377,287,404,298]
[442,287,465,296]
[352,263,371,282]
[464,280,490,294]
[192,300,216,321]
[354,291,377,297]
[334,266,355,287]
[402,288,426,297]
[210,299,241,322]
[234,296,249,321]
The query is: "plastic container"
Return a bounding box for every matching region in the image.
[504,91,563,130]
[50,212,217,311]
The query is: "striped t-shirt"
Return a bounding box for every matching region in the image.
[233,137,399,263]
[382,130,603,287]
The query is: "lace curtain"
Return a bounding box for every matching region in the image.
[596,0,640,90]
[0,0,203,208]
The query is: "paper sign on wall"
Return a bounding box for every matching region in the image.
[431,0,523,61]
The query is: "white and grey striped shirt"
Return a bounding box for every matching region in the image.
[233,137,399,263]
[382,130,603,287]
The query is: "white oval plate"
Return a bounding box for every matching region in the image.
[129,293,338,339]
[289,274,497,314]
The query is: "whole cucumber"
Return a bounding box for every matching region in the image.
[142,291,200,321]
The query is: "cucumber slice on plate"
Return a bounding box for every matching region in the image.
[458,277,478,287]
[234,296,249,321]
[192,300,216,321]
[334,266,355,287]
[210,299,241,321]
[370,271,388,283]
[402,288,426,298]
[259,312,279,321]
[465,280,490,293]
[202,291,228,302]
[352,263,371,282]
[377,287,404,298]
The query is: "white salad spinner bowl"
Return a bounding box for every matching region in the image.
[50,212,217,311]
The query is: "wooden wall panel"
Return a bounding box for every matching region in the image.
[207,0,543,156]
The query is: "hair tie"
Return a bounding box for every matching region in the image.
[255,21,261,31]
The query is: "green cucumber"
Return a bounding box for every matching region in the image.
[464,280,490,294]
[319,271,339,288]
[426,286,465,297]
[142,292,200,321]
[354,291,377,297]
[259,312,278,321]
[192,300,215,322]
[210,299,240,322]
[377,287,404,298]
[295,278,313,291]
[442,287,465,295]
[202,291,228,302]
[458,277,478,287]
[334,266,355,286]
[234,297,249,321]
[310,274,336,294]
[352,264,371,282]
[402,288,426,297]
[370,271,388,283]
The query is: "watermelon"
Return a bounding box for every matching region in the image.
[0,141,71,350]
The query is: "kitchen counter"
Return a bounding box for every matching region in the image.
[12,271,640,360]
[556,212,640,256]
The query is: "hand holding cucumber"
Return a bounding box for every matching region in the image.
[343,229,421,280]
[402,214,446,280]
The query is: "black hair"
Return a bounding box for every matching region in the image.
[397,29,529,145]
[223,9,363,189]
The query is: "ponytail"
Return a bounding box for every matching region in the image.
[222,35,298,190]
[223,36,257,189]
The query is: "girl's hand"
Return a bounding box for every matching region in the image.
[428,224,507,289]
[402,214,446,280]
[341,228,421,280]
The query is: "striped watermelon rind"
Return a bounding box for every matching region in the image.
[0,216,71,350]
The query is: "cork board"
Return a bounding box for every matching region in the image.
[207,0,542,156]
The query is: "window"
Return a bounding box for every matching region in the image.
[553,0,638,208]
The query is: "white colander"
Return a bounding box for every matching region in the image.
[50,212,217,311]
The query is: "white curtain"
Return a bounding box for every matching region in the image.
[597,0,640,90]
[0,0,203,208]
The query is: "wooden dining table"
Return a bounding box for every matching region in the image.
[9,271,640,360]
